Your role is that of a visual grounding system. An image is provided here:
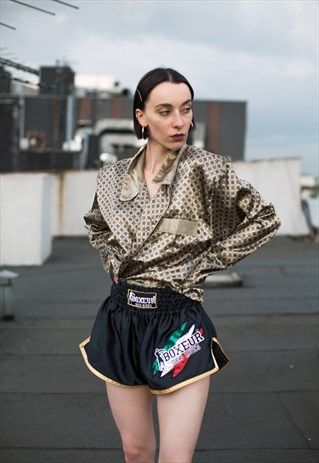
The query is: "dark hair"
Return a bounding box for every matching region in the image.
[133,67,196,140]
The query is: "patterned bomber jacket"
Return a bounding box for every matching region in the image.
[83,143,281,302]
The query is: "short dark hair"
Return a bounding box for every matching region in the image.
[133,67,196,140]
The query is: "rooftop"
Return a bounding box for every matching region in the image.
[1,235,318,462]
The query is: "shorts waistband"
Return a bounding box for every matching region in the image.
[110,280,198,311]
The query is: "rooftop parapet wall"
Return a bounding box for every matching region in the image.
[0,157,311,266]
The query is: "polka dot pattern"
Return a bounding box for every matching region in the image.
[83,144,281,302]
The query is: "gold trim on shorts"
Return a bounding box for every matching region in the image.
[149,337,230,395]
[79,337,143,389]
[79,336,230,394]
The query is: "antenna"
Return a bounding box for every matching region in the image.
[0,22,16,30]
[9,0,56,16]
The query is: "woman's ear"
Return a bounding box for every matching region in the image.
[135,108,146,127]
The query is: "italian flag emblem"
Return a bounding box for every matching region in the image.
[152,322,205,378]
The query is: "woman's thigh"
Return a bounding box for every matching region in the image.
[106,382,156,446]
[156,376,211,463]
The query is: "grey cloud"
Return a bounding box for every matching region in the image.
[2,0,317,175]
[3,1,316,62]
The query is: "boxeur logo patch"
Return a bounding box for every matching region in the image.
[127,289,157,309]
[152,322,205,378]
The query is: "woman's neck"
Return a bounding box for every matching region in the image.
[144,141,170,175]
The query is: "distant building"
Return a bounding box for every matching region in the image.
[39,65,75,96]
[0,66,246,171]
[77,97,246,162]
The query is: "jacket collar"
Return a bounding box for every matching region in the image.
[120,143,187,202]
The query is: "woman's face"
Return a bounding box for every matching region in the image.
[136,81,193,153]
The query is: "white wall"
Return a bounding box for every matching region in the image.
[233,157,309,235]
[0,173,53,265]
[50,170,97,237]
[58,170,97,237]
[0,157,312,265]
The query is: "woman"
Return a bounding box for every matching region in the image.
[79,67,281,463]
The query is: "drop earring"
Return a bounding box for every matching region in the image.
[142,126,145,139]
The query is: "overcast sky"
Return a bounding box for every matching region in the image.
[1,0,318,175]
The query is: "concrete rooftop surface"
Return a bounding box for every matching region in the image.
[0,235,318,463]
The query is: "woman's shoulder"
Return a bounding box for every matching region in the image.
[97,158,131,180]
[95,159,131,196]
[184,144,232,179]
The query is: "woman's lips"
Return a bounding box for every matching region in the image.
[170,134,184,141]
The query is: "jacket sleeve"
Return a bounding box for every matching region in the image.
[83,191,112,251]
[206,160,281,271]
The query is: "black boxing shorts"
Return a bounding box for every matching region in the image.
[79,280,230,394]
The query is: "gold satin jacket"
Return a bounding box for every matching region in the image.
[84,143,281,302]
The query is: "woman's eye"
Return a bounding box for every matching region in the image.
[159,106,192,116]
[182,106,192,114]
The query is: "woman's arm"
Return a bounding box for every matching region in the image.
[83,192,112,251]
[207,160,281,271]
[84,191,120,283]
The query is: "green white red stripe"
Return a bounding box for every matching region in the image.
[152,322,205,378]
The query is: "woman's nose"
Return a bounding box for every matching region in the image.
[172,112,183,128]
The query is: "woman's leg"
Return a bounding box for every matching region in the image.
[157,376,211,463]
[106,383,156,463]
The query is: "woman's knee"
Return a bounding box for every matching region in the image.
[123,440,156,463]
